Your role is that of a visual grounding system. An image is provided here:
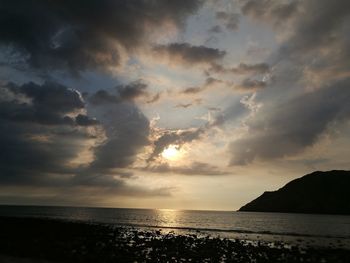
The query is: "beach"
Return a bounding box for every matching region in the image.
[0,217,349,263]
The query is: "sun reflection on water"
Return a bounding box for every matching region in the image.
[155,209,180,227]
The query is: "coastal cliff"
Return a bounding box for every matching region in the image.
[239,170,350,215]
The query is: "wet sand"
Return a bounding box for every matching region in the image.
[0,217,349,262]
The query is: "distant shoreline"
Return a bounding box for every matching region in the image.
[0,203,234,212]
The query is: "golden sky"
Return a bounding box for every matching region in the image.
[0,0,350,210]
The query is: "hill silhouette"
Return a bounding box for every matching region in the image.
[239,170,350,215]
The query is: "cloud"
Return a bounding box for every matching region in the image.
[216,12,240,31]
[88,90,119,105]
[153,43,226,67]
[0,81,170,200]
[0,0,203,72]
[146,92,162,104]
[225,0,350,166]
[2,81,86,126]
[182,86,204,94]
[146,162,229,176]
[180,76,267,94]
[208,25,223,34]
[181,77,225,95]
[0,81,96,186]
[210,62,270,75]
[246,46,270,58]
[88,80,157,105]
[175,103,193,109]
[240,0,350,82]
[117,80,148,101]
[229,78,350,165]
[86,93,150,171]
[75,114,99,126]
[175,98,202,109]
[240,0,299,26]
[207,106,221,112]
[282,1,350,83]
[288,1,349,50]
[147,128,204,162]
[147,116,224,162]
[234,78,267,92]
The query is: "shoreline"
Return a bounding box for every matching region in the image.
[0,216,349,262]
[1,213,349,250]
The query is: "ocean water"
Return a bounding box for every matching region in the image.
[1,205,349,249]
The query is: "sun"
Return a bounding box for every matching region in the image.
[161,145,180,160]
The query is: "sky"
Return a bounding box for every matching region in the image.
[0,0,350,210]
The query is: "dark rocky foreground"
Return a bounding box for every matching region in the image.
[0,217,349,263]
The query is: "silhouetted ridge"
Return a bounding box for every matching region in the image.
[239,170,350,215]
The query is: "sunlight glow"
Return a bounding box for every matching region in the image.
[161,145,180,160]
[155,208,180,227]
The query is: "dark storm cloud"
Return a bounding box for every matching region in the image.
[229,78,350,165]
[86,98,150,171]
[215,12,240,31]
[146,162,229,176]
[117,80,148,101]
[13,81,84,111]
[153,43,226,66]
[1,81,85,126]
[0,82,94,185]
[75,114,99,126]
[88,90,119,105]
[0,81,167,198]
[88,80,153,105]
[0,0,203,72]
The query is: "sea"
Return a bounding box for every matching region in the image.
[1,205,349,249]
